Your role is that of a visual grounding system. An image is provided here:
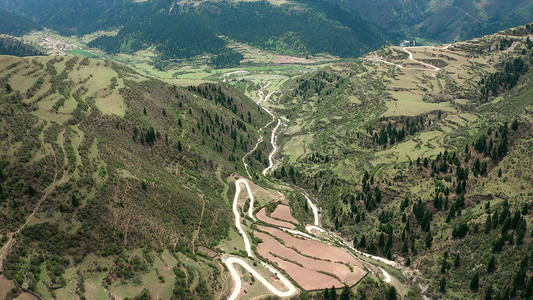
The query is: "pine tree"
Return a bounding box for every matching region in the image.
[454,253,460,268]
[358,235,366,248]
[425,231,433,249]
[487,256,496,273]
[485,284,493,300]
[323,287,330,300]
[340,286,352,300]
[470,273,479,292]
[485,215,492,233]
[386,286,397,300]
[330,286,337,300]
[440,277,447,293]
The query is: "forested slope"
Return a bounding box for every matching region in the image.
[0,0,389,64]
[321,0,533,42]
[275,24,533,298]
[0,10,42,37]
[0,35,45,57]
[0,54,271,298]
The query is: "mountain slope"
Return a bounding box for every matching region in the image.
[0,0,390,63]
[0,54,271,298]
[0,10,42,37]
[321,0,533,42]
[0,35,45,56]
[273,24,533,298]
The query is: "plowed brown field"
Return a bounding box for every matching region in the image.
[270,204,298,224]
[257,207,296,229]
[254,206,366,291]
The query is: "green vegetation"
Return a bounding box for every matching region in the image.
[0,10,42,36]
[329,0,533,42]
[2,4,533,297]
[272,23,533,298]
[1,0,388,70]
[67,49,97,59]
[0,54,270,298]
[87,1,386,62]
[0,35,45,57]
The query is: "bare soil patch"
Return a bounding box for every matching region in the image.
[197,245,218,258]
[13,293,39,300]
[258,226,363,268]
[256,208,296,229]
[257,247,342,290]
[272,55,315,64]
[254,231,363,288]
[270,204,298,224]
[0,277,12,299]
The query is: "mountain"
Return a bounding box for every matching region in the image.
[273,23,533,298]
[0,54,271,298]
[0,35,45,56]
[2,0,533,297]
[0,10,42,37]
[322,0,533,42]
[0,0,390,65]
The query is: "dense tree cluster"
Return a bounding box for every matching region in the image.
[359,170,382,211]
[188,84,239,114]
[290,70,343,99]
[0,10,42,36]
[210,50,244,69]
[0,36,45,57]
[368,113,441,147]
[414,120,517,200]
[132,126,159,146]
[82,1,387,66]
[480,56,528,101]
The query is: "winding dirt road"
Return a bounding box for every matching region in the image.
[364,44,452,72]
[232,179,255,257]
[222,70,249,82]
[262,117,281,176]
[225,82,410,299]
[224,256,297,300]
[303,194,319,227]
[379,267,392,283]
[242,83,278,179]
[224,178,297,299]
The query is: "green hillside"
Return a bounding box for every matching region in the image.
[323,0,533,42]
[1,6,533,297]
[273,24,533,298]
[0,54,271,299]
[0,35,45,57]
[0,10,42,37]
[0,0,389,68]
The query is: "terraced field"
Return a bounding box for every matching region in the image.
[268,25,533,298]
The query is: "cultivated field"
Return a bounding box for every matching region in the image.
[254,205,366,291]
[256,207,296,229]
[270,204,298,223]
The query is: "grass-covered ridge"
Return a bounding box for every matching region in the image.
[0,54,272,298]
[273,24,533,298]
